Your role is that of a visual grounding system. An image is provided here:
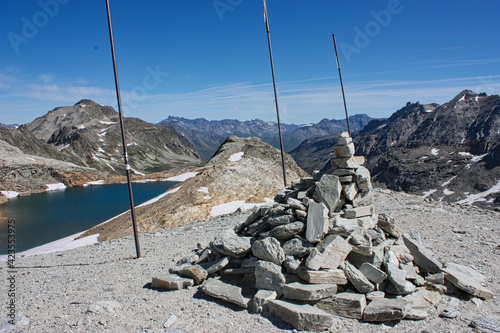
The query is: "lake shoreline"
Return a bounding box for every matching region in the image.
[0,164,203,205]
[0,171,201,256]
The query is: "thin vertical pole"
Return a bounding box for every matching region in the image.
[332,34,351,136]
[105,0,141,258]
[263,0,287,187]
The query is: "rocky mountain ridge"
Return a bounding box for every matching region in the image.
[291,90,500,209]
[0,137,107,196]
[0,100,201,196]
[161,114,374,160]
[27,100,200,174]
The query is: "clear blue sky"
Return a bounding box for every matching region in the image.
[1,0,499,125]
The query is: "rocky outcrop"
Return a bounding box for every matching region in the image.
[26,100,200,174]
[0,139,106,195]
[360,91,500,208]
[290,90,500,208]
[79,136,308,241]
[0,100,202,196]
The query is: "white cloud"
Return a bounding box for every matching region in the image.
[137,74,500,123]
[1,68,500,125]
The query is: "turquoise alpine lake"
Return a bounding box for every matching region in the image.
[0,181,178,255]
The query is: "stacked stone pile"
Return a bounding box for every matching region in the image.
[151,132,494,331]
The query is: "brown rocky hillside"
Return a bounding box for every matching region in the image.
[80,136,308,241]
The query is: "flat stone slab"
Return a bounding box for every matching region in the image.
[283,282,337,301]
[287,197,307,211]
[267,214,295,227]
[342,261,374,293]
[223,267,255,275]
[353,190,374,207]
[201,278,250,309]
[332,157,364,169]
[405,309,428,320]
[330,215,359,236]
[337,135,352,145]
[179,264,208,285]
[250,290,277,314]
[425,272,445,285]
[442,265,493,300]
[297,268,347,285]
[444,262,486,284]
[334,142,355,158]
[306,201,329,243]
[342,182,358,201]
[363,298,412,322]
[403,289,442,310]
[344,205,374,219]
[264,222,305,240]
[317,292,366,319]
[211,229,252,258]
[151,274,194,290]
[359,262,387,284]
[268,299,334,331]
[402,263,418,280]
[314,174,342,214]
[200,256,229,274]
[366,291,385,301]
[402,234,442,273]
[385,262,415,295]
[305,235,352,270]
[469,316,500,333]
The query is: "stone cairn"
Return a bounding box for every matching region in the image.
[151,132,493,331]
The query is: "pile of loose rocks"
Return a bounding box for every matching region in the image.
[151,133,494,331]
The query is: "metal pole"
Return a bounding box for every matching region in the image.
[263,0,287,187]
[105,0,141,258]
[332,34,351,137]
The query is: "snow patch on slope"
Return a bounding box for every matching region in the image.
[137,186,181,207]
[229,152,244,162]
[456,180,500,205]
[163,172,199,182]
[1,191,19,198]
[422,189,437,198]
[46,183,67,191]
[441,176,457,187]
[0,232,99,258]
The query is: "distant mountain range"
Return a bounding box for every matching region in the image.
[0,123,19,129]
[290,90,500,208]
[159,114,374,160]
[2,90,498,209]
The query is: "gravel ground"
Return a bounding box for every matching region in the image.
[1,188,499,333]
